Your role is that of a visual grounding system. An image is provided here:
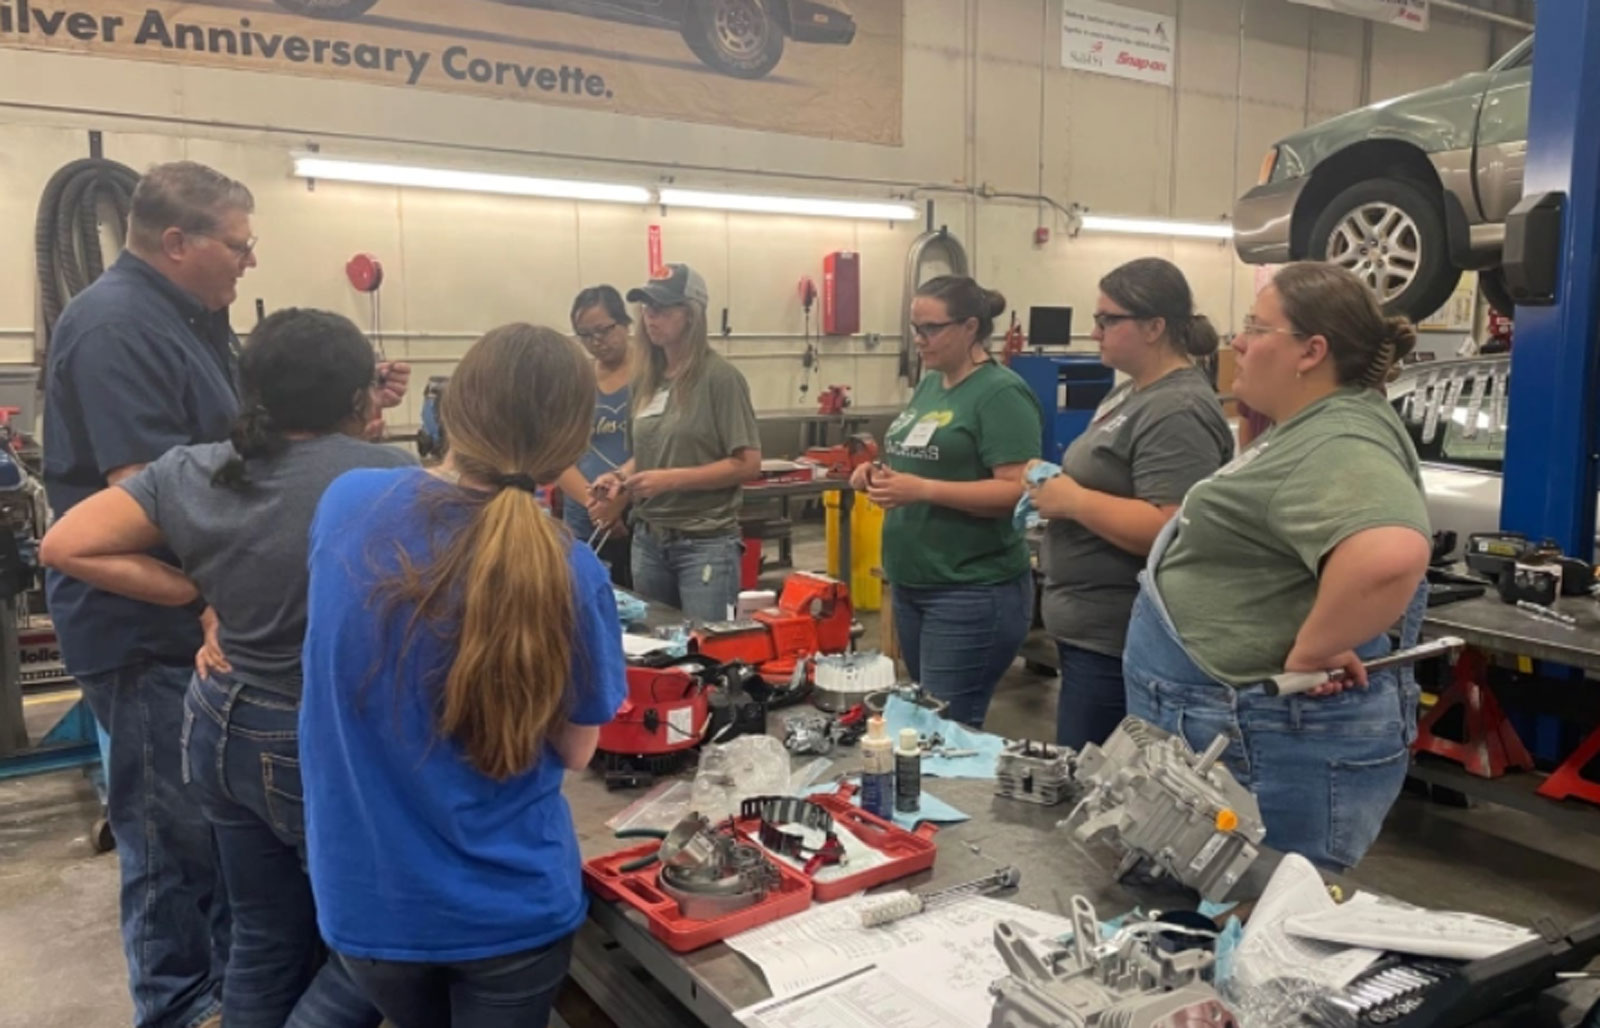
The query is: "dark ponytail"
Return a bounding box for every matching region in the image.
[211,308,378,492]
[916,275,1007,343]
[212,405,292,490]
[1099,258,1216,357]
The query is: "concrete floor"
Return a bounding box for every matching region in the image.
[5,524,1600,1026]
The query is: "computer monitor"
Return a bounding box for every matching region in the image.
[1028,306,1073,347]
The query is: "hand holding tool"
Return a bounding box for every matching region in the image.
[1266,636,1465,697]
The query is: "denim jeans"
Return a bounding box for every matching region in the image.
[183,672,380,1028]
[1055,642,1126,749]
[338,933,576,1028]
[891,572,1033,728]
[1122,581,1423,870]
[630,523,741,622]
[77,661,224,1028]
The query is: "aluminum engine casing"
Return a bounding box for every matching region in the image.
[1060,717,1264,903]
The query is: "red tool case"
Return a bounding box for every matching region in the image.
[582,835,814,953]
[582,794,938,950]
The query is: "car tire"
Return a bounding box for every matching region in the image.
[1479,267,1515,317]
[681,0,786,80]
[272,0,380,20]
[1308,178,1461,322]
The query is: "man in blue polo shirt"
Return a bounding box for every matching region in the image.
[41,161,406,1028]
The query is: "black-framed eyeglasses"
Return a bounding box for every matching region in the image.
[1092,312,1141,331]
[575,322,621,343]
[911,320,957,339]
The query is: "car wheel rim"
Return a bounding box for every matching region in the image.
[713,1,767,60]
[1326,202,1422,304]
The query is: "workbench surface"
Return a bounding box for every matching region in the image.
[570,596,1599,1027]
[1423,592,1600,674]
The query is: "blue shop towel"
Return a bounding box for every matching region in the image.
[807,781,969,830]
[1012,461,1063,531]
[614,589,649,627]
[881,695,1005,780]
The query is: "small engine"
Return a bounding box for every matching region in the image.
[1059,717,1264,903]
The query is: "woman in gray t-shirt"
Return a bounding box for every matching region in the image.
[1027,259,1232,748]
[41,308,415,1028]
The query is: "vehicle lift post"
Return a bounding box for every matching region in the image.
[1480,2,1600,802]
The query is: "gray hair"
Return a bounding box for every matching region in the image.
[128,161,255,253]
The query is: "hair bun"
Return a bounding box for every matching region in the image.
[1383,316,1418,364]
[1184,313,1220,358]
[986,289,1007,320]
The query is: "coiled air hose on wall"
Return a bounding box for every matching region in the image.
[35,157,139,358]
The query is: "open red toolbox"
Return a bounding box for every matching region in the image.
[582,833,814,953]
[801,790,939,902]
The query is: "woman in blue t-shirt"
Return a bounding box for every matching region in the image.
[297,324,627,1028]
[555,284,633,586]
[40,308,415,1028]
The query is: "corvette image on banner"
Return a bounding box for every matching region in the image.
[0,0,904,143]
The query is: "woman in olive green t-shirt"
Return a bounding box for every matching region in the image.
[1124,262,1432,871]
[849,276,1042,727]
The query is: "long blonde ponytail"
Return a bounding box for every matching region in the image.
[381,324,595,780]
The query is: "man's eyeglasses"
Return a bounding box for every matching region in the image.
[911,320,957,339]
[1092,312,1141,331]
[575,323,621,343]
[200,233,257,260]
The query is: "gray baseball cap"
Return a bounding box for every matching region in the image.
[627,263,709,308]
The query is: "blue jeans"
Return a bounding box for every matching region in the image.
[1122,582,1422,870]
[630,523,741,622]
[337,933,575,1028]
[77,662,224,1028]
[1055,642,1126,749]
[892,573,1033,728]
[183,672,380,1028]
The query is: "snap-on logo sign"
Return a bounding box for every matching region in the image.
[1116,51,1166,73]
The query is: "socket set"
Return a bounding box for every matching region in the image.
[1317,958,1461,1025]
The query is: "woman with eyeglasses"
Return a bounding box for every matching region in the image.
[849,275,1042,728]
[1123,261,1431,871]
[1026,258,1233,749]
[556,285,634,586]
[589,264,760,622]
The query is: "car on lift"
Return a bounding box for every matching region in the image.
[1234,36,1532,321]
[272,0,857,80]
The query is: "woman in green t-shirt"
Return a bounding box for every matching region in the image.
[1123,262,1432,871]
[850,276,1042,727]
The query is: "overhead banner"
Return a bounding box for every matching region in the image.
[0,0,903,144]
[1061,0,1175,88]
[1287,0,1429,32]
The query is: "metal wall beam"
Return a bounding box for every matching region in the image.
[1499,3,1600,556]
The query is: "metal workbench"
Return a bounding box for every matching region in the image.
[1422,593,1600,675]
[570,592,1599,1027]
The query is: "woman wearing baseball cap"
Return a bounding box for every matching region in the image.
[590,264,761,621]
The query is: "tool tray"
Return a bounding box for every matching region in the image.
[582,833,814,953]
[800,791,939,901]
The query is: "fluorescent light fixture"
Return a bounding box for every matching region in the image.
[291,155,651,204]
[659,187,918,221]
[1078,214,1234,240]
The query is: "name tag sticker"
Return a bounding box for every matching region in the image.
[1093,389,1129,423]
[638,390,669,418]
[902,417,940,448]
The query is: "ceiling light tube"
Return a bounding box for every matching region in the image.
[1078,214,1234,240]
[658,187,919,221]
[292,155,652,204]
